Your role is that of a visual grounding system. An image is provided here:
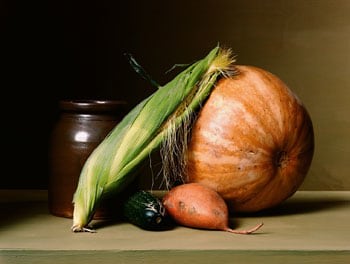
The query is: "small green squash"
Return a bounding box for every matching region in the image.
[123,190,173,231]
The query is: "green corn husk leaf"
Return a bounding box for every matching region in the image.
[72,45,236,232]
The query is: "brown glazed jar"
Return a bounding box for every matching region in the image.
[48,99,127,219]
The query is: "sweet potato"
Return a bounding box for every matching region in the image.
[162,183,263,234]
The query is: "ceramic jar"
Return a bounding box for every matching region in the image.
[48,99,127,219]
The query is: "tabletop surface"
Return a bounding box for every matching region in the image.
[1,190,349,263]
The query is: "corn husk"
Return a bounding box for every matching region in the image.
[72,45,236,232]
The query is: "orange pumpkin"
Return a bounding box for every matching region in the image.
[185,65,314,213]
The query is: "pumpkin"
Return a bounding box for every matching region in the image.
[185,65,314,213]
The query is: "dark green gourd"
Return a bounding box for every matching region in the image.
[123,190,173,231]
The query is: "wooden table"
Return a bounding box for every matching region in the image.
[1,190,349,263]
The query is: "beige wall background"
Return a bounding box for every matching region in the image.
[3,1,348,190]
[122,0,349,190]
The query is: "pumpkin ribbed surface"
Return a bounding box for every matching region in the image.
[185,65,314,212]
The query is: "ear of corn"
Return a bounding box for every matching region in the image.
[71,45,236,232]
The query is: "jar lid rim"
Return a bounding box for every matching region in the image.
[59,100,127,112]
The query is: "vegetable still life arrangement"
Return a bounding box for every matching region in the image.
[70,44,314,234]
